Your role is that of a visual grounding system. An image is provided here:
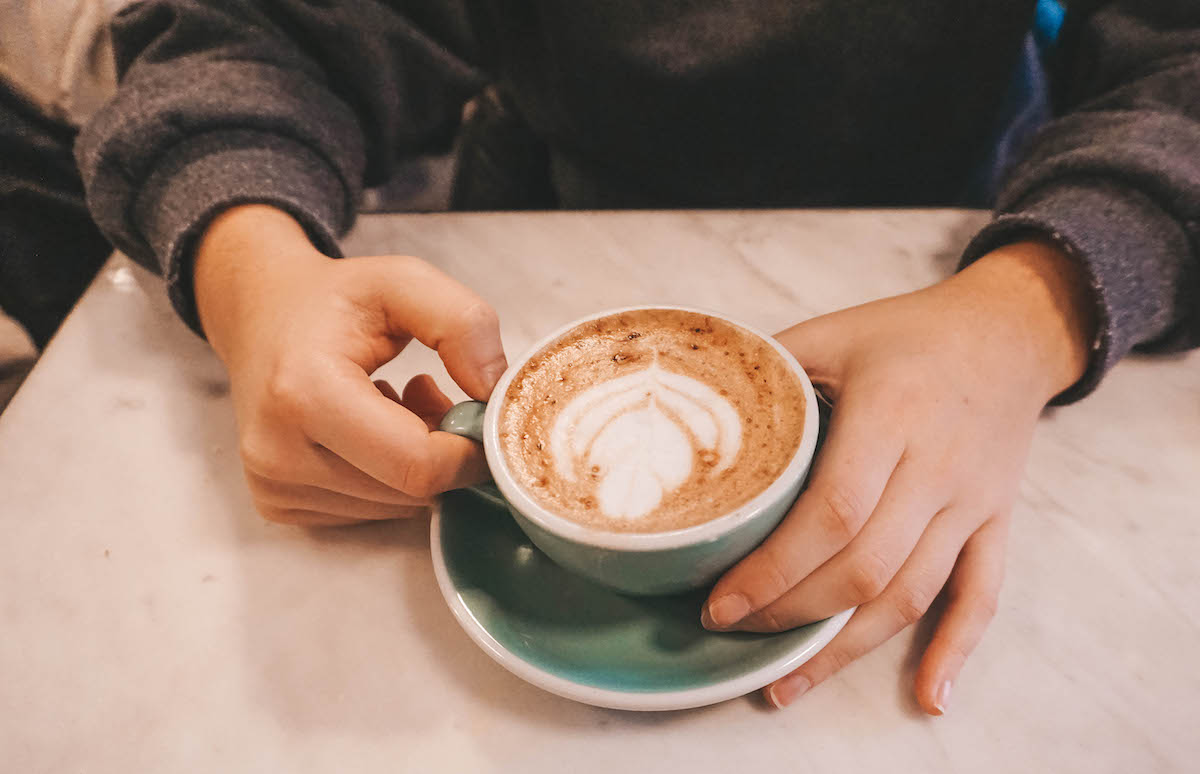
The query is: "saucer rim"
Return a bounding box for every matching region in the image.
[430,503,854,712]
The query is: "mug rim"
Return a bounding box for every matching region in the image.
[481,305,820,553]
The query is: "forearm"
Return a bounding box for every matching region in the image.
[75,0,484,333]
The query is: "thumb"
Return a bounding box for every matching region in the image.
[774,311,849,401]
[362,256,508,400]
[436,303,509,400]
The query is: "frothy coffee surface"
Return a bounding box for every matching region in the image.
[498,309,806,533]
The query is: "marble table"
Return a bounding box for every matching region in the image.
[2,210,1197,772]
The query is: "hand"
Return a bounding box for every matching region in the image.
[194,205,507,526]
[702,239,1096,714]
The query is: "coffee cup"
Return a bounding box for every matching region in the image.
[439,306,821,595]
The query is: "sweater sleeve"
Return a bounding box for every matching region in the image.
[75,0,484,332]
[960,0,1200,403]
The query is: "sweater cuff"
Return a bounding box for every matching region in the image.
[133,130,352,335]
[960,178,1188,405]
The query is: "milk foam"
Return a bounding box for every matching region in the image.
[499,308,807,534]
[548,363,742,520]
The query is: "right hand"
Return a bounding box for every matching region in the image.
[194,205,507,526]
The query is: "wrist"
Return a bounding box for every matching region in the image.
[193,204,327,364]
[950,238,1098,402]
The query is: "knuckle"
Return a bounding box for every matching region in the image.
[845,551,893,603]
[823,645,858,676]
[384,255,442,289]
[360,253,419,280]
[443,299,500,348]
[242,470,273,498]
[389,254,427,273]
[239,436,289,481]
[244,473,294,508]
[891,584,935,626]
[816,484,868,543]
[943,643,971,668]
[401,473,437,500]
[394,451,438,499]
[961,590,1000,623]
[458,299,500,332]
[256,503,294,525]
[264,370,311,421]
[755,607,788,633]
[748,545,798,606]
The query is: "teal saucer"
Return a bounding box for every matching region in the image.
[431,489,853,711]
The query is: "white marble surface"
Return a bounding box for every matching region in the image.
[2,210,1198,772]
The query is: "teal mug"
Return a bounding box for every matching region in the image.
[439,306,825,596]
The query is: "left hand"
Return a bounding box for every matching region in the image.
[193,205,506,528]
[702,239,1096,714]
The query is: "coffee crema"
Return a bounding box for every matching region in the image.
[498,309,807,533]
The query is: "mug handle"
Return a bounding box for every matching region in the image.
[813,385,834,451]
[438,401,508,509]
[439,400,487,442]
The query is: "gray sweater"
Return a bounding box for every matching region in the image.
[76,0,1200,403]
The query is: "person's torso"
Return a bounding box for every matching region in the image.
[456,0,1038,208]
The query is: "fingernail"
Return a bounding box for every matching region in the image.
[704,594,751,629]
[767,673,812,708]
[932,679,952,715]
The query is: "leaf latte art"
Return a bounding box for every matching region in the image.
[499,309,807,534]
[549,364,742,520]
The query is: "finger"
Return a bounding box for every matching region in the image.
[305,362,490,497]
[248,475,433,520]
[401,374,456,431]
[245,445,433,505]
[760,507,974,709]
[733,451,944,631]
[703,394,905,629]
[363,258,507,399]
[256,506,369,528]
[914,516,1008,716]
[773,313,857,398]
[374,379,402,404]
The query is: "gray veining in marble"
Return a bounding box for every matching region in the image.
[1,210,1197,773]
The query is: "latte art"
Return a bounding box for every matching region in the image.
[549,363,742,520]
[498,309,807,534]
